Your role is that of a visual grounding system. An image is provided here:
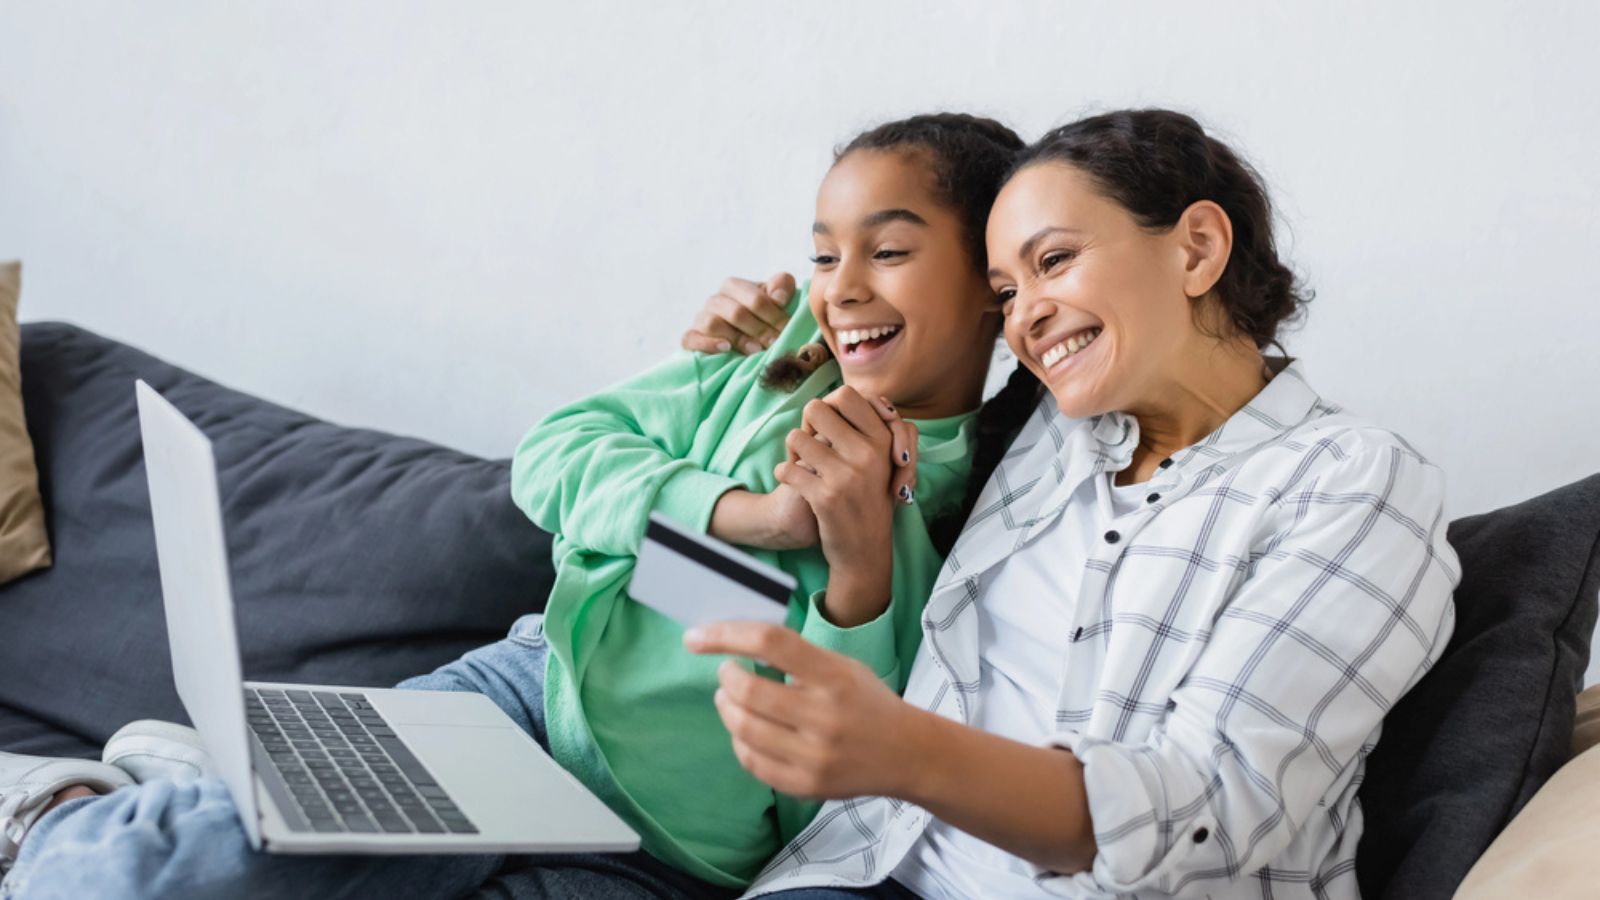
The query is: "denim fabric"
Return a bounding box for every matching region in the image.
[2,616,729,900]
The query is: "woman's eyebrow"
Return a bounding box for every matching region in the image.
[1016,226,1082,263]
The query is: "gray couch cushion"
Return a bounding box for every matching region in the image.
[1357,473,1600,899]
[0,322,553,759]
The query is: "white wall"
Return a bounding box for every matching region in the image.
[4,3,1599,673]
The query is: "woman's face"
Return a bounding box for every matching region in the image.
[809,149,1000,419]
[986,162,1209,419]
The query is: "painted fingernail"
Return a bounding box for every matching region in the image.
[881,397,896,414]
[900,450,911,464]
[899,484,914,505]
[742,340,763,355]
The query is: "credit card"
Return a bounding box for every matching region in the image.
[630,513,796,628]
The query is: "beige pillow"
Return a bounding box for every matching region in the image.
[1575,684,1600,759]
[0,261,52,584]
[1455,739,1600,898]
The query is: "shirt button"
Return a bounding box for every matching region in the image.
[1158,458,1174,469]
[1193,827,1209,844]
[1073,626,1084,642]
[1104,530,1121,544]
[1146,493,1161,504]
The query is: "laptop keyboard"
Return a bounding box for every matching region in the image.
[244,687,478,835]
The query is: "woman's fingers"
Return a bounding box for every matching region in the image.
[684,621,834,681]
[680,329,733,354]
[706,293,772,355]
[689,307,760,354]
[718,277,790,345]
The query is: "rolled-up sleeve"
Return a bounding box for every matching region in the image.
[1037,443,1459,897]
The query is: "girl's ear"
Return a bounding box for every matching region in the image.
[1176,200,1233,300]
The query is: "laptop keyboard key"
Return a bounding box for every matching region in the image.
[342,813,378,833]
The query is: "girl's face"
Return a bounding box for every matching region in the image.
[809,149,1000,420]
[985,162,1216,419]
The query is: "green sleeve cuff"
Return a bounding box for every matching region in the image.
[798,590,900,682]
[651,464,745,534]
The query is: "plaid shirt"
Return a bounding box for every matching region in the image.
[747,363,1459,899]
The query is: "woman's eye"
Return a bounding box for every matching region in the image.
[1039,250,1076,273]
[995,287,1016,305]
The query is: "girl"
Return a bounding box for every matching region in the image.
[685,109,1458,900]
[0,114,1033,899]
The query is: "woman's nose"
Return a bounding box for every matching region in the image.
[1009,287,1052,338]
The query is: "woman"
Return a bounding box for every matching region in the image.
[0,114,1029,899]
[684,110,1458,899]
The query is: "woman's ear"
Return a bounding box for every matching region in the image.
[1176,200,1234,300]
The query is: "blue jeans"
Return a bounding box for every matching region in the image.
[2,615,733,900]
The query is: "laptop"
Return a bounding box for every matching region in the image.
[134,379,639,855]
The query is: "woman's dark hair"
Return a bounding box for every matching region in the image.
[942,110,1311,553]
[1007,108,1310,351]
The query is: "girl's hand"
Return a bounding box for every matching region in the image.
[788,390,918,508]
[708,485,818,551]
[761,482,819,550]
[681,273,796,355]
[683,621,922,800]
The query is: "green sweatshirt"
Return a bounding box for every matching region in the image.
[509,288,975,888]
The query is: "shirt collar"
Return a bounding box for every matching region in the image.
[1087,357,1323,473]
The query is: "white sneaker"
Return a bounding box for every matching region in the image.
[102,720,215,784]
[0,751,133,871]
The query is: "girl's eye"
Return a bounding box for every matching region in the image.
[809,254,838,266]
[1039,249,1076,273]
[873,249,909,261]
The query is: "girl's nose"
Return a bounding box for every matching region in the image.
[824,257,870,307]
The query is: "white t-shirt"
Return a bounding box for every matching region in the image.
[892,472,1147,900]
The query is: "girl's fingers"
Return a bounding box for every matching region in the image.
[824,387,892,443]
[786,428,841,479]
[889,420,919,504]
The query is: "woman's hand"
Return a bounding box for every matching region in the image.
[683,621,923,800]
[779,387,908,625]
[682,273,796,355]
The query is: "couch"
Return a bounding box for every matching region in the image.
[3,322,1598,899]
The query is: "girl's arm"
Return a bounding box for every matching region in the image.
[511,349,748,557]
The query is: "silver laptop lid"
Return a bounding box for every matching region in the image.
[135,380,262,849]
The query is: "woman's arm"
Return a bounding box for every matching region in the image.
[683,622,1097,873]
[689,441,1458,892]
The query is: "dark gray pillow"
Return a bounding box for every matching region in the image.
[1,322,553,759]
[1357,473,1600,899]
